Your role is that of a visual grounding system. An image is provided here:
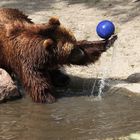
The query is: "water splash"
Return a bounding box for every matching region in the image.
[90,67,109,101]
[90,43,117,100]
[97,75,106,98]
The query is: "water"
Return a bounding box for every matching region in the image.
[1,90,140,140]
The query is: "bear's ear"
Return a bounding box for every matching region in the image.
[43,39,54,48]
[48,16,60,26]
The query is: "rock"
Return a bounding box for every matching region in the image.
[0,68,21,103]
[132,0,140,3]
[108,82,140,97]
[126,73,140,83]
[106,78,140,97]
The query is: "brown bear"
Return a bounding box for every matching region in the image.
[0,8,117,103]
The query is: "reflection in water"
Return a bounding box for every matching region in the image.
[0,92,140,140]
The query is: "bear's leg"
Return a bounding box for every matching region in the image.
[21,68,56,103]
[49,69,70,87]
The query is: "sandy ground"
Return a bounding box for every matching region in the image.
[0,0,140,91]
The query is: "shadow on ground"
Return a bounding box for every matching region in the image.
[0,0,139,23]
[66,0,140,23]
[54,74,126,98]
[0,0,56,14]
[56,72,140,98]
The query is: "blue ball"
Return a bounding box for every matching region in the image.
[96,20,115,39]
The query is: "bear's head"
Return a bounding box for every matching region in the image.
[43,17,78,65]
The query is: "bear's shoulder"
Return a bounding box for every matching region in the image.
[0,8,33,24]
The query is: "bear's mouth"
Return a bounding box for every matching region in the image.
[68,47,85,65]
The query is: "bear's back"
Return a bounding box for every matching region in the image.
[0,8,33,24]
